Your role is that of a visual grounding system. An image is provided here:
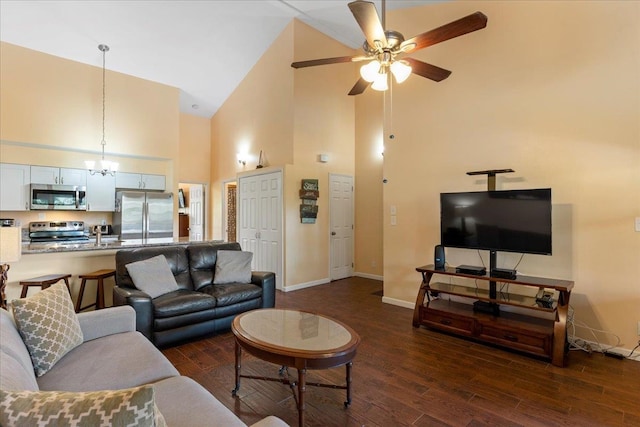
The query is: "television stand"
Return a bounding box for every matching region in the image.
[413,265,574,367]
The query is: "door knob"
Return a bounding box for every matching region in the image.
[331,232,336,236]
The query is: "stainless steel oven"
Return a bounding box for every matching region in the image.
[30,184,87,211]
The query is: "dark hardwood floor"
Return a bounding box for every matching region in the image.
[162,277,640,427]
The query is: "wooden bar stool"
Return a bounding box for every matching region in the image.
[19,274,72,298]
[76,269,115,312]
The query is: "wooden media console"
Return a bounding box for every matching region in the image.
[413,265,574,367]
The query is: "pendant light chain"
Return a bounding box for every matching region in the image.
[100,44,108,161]
[86,44,117,176]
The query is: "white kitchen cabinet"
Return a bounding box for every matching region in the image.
[86,173,116,211]
[115,172,165,191]
[31,166,86,186]
[0,163,31,211]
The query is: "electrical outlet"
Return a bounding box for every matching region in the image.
[371,260,377,268]
[635,217,640,232]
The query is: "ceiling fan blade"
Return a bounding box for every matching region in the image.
[348,1,387,49]
[348,78,371,96]
[291,55,361,69]
[401,12,488,53]
[404,58,451,82]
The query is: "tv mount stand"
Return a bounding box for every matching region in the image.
[466,168,515,301]
[466,168,515,192]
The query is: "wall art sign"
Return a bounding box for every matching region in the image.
[300,179,318,223]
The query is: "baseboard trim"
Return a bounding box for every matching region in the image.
[381,296,414,310]
[354,272,383,281]
[282,278,330,292]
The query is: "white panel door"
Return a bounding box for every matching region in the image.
[238,171,282,289]
[330,174,354,281]
[239,176,259,255]
[256,173,281,274]
[189,184,204,241]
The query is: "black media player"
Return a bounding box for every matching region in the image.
[455,265,487,276]
[491,268,517,280]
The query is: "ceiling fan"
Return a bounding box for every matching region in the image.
[291,0,487,95]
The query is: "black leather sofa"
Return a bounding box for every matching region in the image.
[113,242,276,347]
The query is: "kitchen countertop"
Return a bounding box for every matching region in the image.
[22,237,224,254]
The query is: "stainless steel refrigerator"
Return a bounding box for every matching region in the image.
[113,191,174,240]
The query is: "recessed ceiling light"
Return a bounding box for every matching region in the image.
[192,104,199,109]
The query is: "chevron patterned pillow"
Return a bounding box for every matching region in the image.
[11,282,83,377]
[0,386,166,427]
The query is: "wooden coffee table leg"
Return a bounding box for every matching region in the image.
[344,361,353,407]
[232,340,242,396]
[297,367,307,427]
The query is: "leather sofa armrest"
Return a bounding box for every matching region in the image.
[113,285,154,342]
[251,271,276,308]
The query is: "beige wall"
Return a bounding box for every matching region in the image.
[2,1,637,351]
[373,1,639,348]
[0,42,181,302]
[288,20,356,286]
[354,91,384,278]
[0,42,178,181]
[1,42,179,161]
[179,113,212,238]
[179,113,211,183]
[210,20,356,288]
[210,22,295,241]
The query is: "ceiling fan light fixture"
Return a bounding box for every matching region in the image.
[360,60,381,83]
[371,71,388,91]
[390,60,412,83]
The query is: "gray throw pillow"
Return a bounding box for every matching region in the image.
[11,282,83,377]
[125,255,179,298]
[213,250,253,284]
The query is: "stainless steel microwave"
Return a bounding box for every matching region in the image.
[30,184,87,211]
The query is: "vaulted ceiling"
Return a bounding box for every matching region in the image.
[1,1,435,118]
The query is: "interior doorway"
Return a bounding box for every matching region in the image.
[329,173,354,281]
[222,179,237,242]
[178,182,206,241]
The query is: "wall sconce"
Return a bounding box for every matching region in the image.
[237,154,246,166]
[0,226,22,309]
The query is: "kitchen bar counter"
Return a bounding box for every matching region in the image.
[22,237,224,254]
[7,237,225,307]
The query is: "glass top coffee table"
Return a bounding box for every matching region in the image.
[231,308,360,426]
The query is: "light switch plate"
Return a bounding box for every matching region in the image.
[635,217,640,232]
[390,205,397,215]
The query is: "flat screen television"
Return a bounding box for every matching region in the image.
[440,188,552,255]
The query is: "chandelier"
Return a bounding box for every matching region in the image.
[86,44,118,176]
